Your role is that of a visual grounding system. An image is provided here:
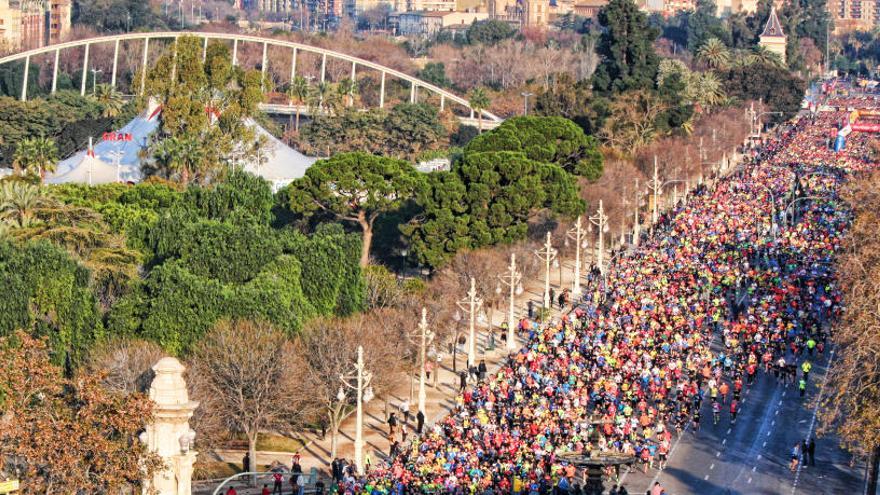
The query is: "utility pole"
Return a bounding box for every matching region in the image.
[632,178,641,247]
[497,253,522,351]
[589,200,608,274]
[339,346,373,475]
[566,216,587,297]
[407,308,433,415]
[647,156,661,230]
[90,67,102,94]
[456,278,483,368]
[534,232,557,310]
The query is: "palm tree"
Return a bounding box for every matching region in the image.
[93,84,125,118]
[287,76,311,133]
[468,87,491,133]
[153,136,202,186]
[0,181,44,229]
[750,46,784,67]
[693,71,727,109]
[12,136,58,182]
[315,81,335,113]
[730,50,755,69]
[696,38,731,70]
[337,78,359,108]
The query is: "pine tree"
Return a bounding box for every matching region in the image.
[592,0,661,95]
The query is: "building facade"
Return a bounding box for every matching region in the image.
[0,0,69,52]
[828,0,875,32]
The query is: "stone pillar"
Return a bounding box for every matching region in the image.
[142,357,200,495]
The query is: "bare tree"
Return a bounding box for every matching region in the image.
[297,315,403,460]
[189,319,313,484]
[86,336,167,394]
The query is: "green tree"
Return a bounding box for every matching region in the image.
[403,152,585,268]
[92,84,125,118]
[592,0,661,95]
[283,152,427,266]
[696,37,732,69]
[287,76,311,132]
[13,136,58,181]
[720,61,805,122]
[466,19,516,45]
[418,62,450,88]
[468,87,491,133]
[144,36,262,185]
[0,240,103,366]
[534,74,601,134]
[464,116,604,180]
[687,0,731,50]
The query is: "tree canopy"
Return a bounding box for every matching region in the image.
[403,151,585,268]
[592,0,661,95]
[284,152,427,266]
[464,116,604,181]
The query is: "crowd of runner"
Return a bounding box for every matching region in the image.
[322,97,875,495]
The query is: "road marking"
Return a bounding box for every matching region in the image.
[748,477,753,484]
[771,420,776,426]
[775,410,779,415]
[763,441,767,447]
[782,391,786,397]
[643,420,690,492]
[704,475,710,481]
[791,349,836,495]
[757,454,762,460]
[716,452,721,457]
[722,438,727,445]
[727,428,732,434]
[710,463,715,470]
[767,431,771,437]
[752,466,757,472]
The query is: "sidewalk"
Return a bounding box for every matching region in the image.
[196,257,586,494]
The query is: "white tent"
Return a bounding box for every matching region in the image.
[241,119,317,192]
[46,153,127,186]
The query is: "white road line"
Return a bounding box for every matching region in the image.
[722,438,727,445]
[763,441,767,448]
[710,463,715,470]
[643,422,690,492]
[791,349,837,495]
[767,431,771,437]
[772,420,776,426]
[704,475,710,481]
[716,452,721,457]
[782,391,786,397]
[727,428,732,434]
[748,477,753,484]
[758,454,762,460]
[776,410,779,415]
[752,466,757,472]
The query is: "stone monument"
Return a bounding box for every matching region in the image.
[141,357,199,495]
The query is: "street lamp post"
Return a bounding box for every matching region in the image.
[534,232,557,310]
[588,200,608,274]
[566,216,588,296]
[497,253,522,351]
[339,346,373,475]
[90,67,103,94]
[632,178,641,247]
[456,278,483,368]
[647,156,661,228]
[407,308,434,415]
[521,91,534,115]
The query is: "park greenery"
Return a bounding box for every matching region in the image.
[0,0,855,487]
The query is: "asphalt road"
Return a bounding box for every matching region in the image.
[617,348,866,495]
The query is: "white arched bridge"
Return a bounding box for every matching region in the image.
[0,31,502,129]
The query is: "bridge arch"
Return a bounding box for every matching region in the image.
[0,31,502,128]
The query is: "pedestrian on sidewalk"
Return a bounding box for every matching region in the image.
[478,359,487,381]
[388,412,398,436]
[399,399,410,425]
[527,300,534,319]
[242,452,250,474]
[416,409,425,434]
[272,472,283,494]
[808,438,816,466]
[459,370,467,391]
